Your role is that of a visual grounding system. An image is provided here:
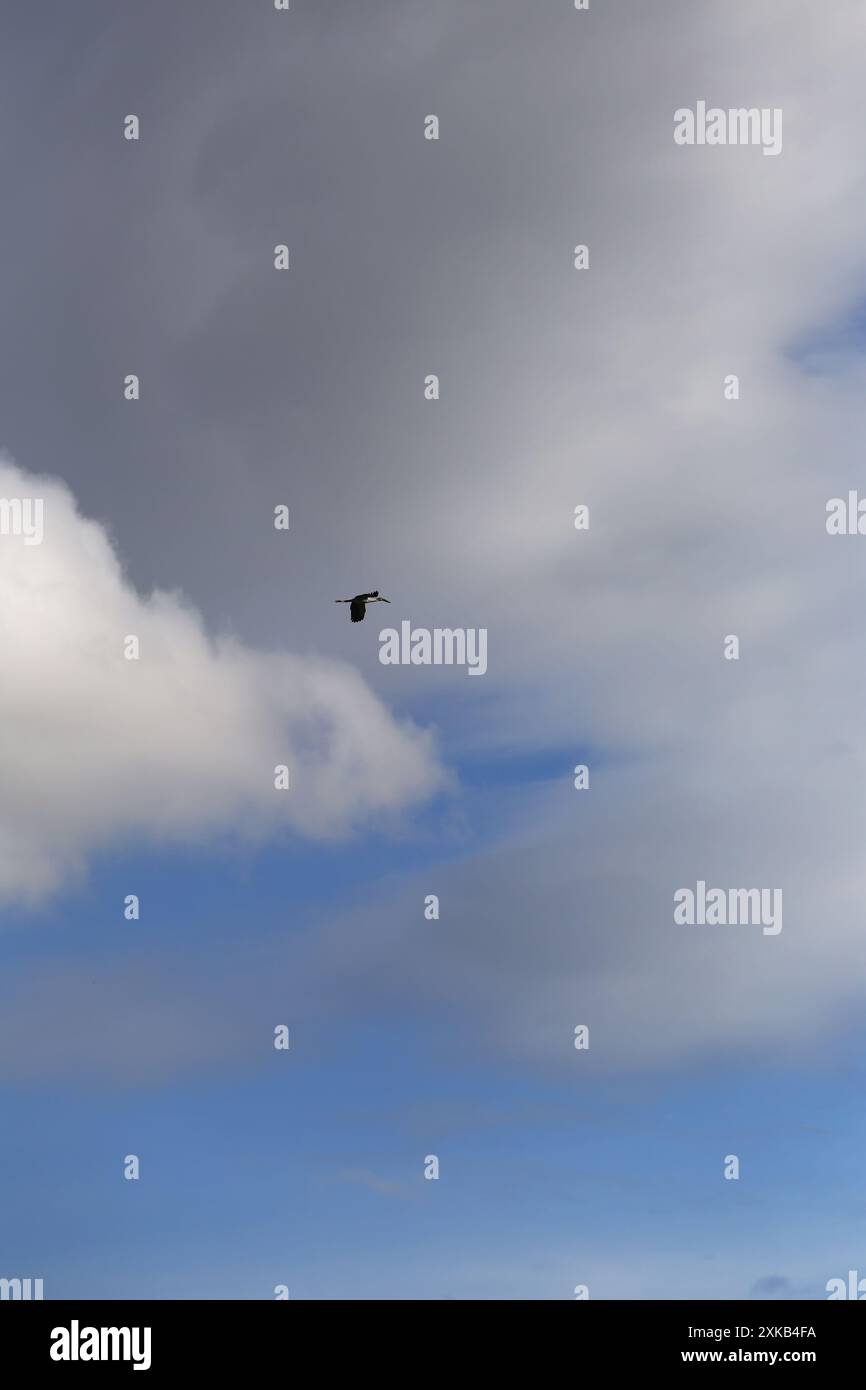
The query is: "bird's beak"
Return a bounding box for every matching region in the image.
[381,597,391,602]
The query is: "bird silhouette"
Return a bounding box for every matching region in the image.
[335,590,391,623]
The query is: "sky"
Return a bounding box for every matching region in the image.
[1,0,866,1300]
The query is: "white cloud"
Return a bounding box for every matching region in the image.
[0,455,443,901]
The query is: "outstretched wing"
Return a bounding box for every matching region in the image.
[349,597,367,622]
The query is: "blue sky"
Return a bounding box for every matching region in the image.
[2,752,864,1300]
[3,0,866,1301]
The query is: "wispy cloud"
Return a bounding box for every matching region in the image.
[328,1169,415,1200]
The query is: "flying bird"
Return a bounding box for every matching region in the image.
[335,590,391,623]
